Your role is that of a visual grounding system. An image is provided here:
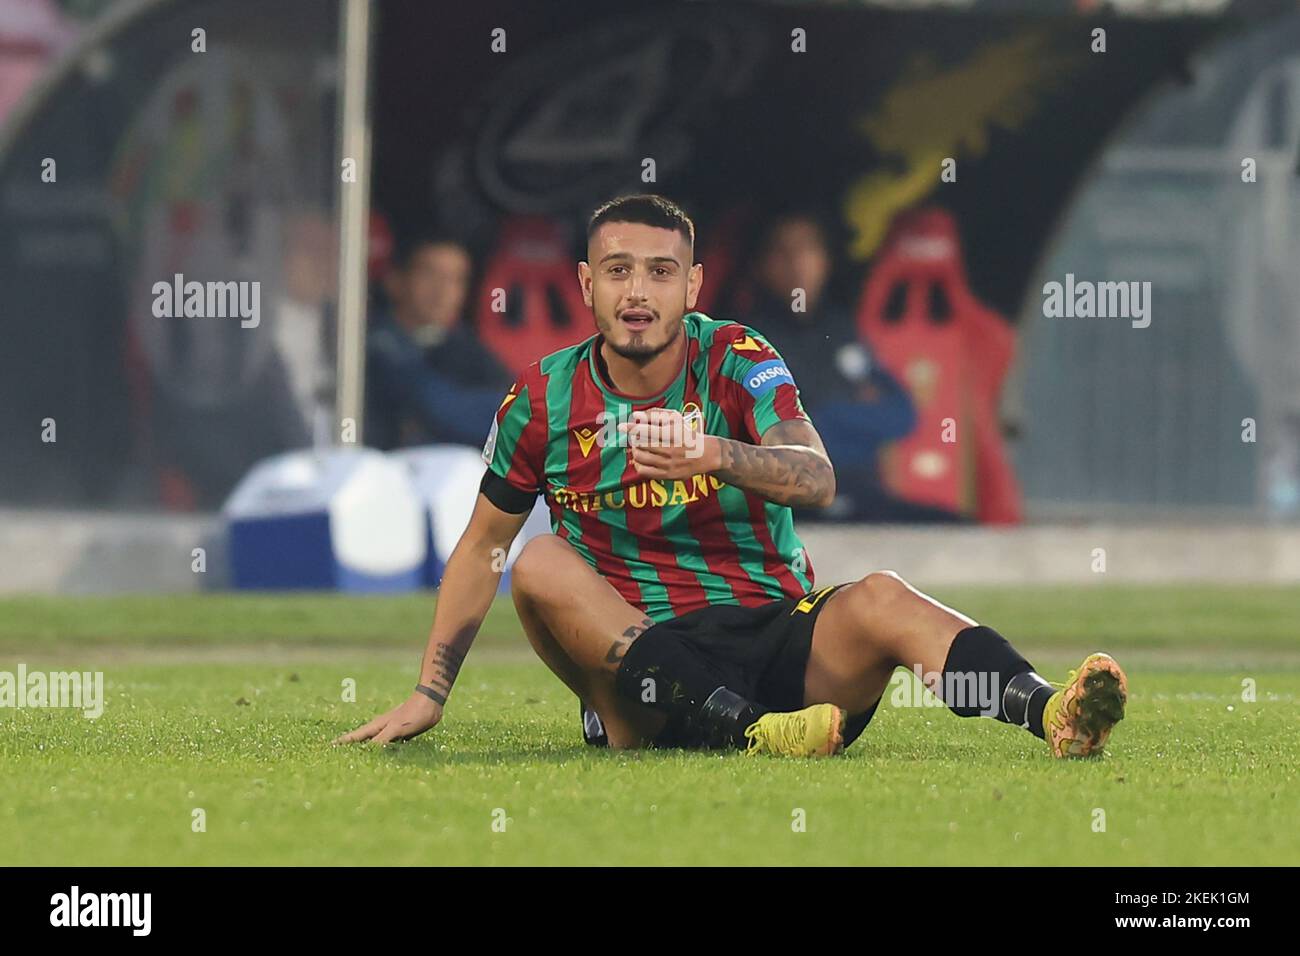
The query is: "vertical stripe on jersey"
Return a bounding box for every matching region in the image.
[619,478,707,621]
[653,356,737,610]
[701,337,804,600]
[596,389,671,617]
[542,358,599,570]
[764,499,814,593]
[682,356,765,605]
[490,383,533,486]
[560,381,633,610]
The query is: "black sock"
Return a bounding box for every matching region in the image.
[939,625,1054,739]
[614,629,767,748]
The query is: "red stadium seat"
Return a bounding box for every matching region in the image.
[693,204,755,316]
[474,217,592,374]
[855,207,1021,524]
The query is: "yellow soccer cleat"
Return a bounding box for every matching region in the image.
[743,702,845,758]
[1043,653,1128,758]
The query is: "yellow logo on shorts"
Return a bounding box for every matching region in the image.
[793,586,836,615]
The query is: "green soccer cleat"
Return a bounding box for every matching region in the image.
[1042,652,1128,758]
[743,702,845,758]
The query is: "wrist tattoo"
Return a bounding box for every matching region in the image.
[426,644,466,695]
[415,683,447,706]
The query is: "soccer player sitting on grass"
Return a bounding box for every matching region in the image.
[336,194,1127,758]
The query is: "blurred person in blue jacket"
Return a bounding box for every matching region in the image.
[744,211,960,522]
[366,230,511,450]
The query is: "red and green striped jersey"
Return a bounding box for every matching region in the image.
[480,311,816,624]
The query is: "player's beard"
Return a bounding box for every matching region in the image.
[603,311,683,363]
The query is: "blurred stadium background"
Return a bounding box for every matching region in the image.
[3,0,1300,594]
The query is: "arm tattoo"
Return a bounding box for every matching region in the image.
[712,420,835,508]
[425,643,467,696]
[604,616,656,672]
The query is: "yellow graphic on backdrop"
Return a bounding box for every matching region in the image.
[844,32,1076,260]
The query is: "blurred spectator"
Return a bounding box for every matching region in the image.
[0,0,80,125]
[744,211,961,522]
[366,231,511,450]
[275,209,338,445]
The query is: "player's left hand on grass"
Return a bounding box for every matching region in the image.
[618,408,719,479]
[332,691,442,746]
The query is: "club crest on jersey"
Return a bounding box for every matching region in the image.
[573,427,600,458]
[743,359,794,398]
[681,402,703,432]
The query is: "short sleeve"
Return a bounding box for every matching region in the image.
[479,373,545,513]
[718,326,812,443]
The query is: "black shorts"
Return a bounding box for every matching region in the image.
[581,583,881,751]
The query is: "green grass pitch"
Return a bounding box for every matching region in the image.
[2,585,1297,866]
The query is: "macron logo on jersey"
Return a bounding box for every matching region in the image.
[743,359,795,398]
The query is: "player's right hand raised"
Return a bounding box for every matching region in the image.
[333,692,442,745]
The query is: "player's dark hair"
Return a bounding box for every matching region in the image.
[587,194,695,252]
